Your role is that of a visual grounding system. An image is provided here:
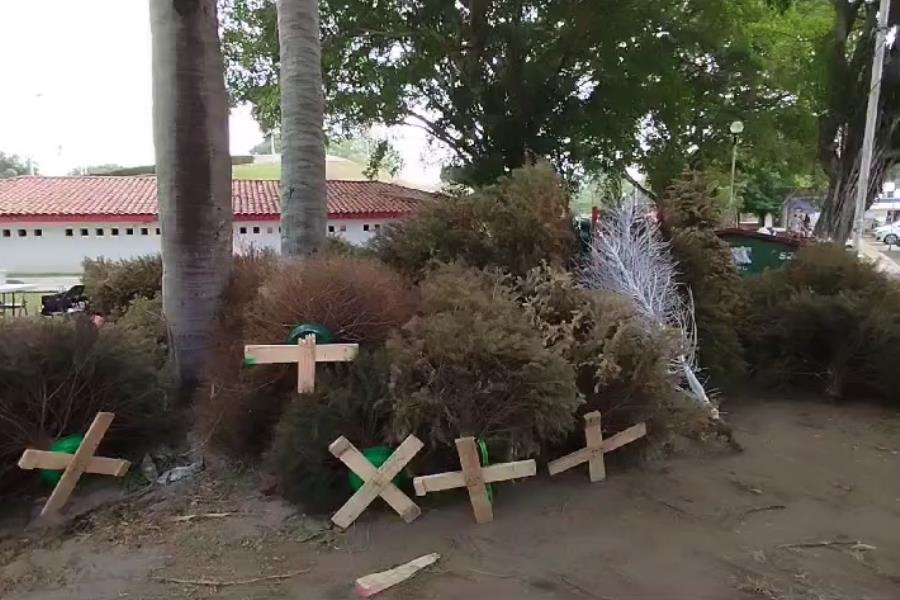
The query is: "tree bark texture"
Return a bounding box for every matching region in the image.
[816,0,900,241]
[278,0,327,257]
[150,0,233,388]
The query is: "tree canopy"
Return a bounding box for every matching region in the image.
[225,0,826,188]
[0,152,32,178]
[68,164,126,176]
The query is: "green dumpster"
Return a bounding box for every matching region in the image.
[717,229,807,276]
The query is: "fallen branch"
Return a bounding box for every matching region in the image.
[777,540,875,551]
[155,569,309,587]
[740,504,786,518]
[170,512,236,523]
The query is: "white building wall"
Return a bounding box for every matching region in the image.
[0,217,393,274]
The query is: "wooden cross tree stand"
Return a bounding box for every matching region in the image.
[18,412,131,518]
[330,434,424,529]
[244,335,359,393]
[413,437,536,524]
[547,411,646,481]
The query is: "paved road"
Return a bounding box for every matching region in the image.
[861,237,900,277]
[882,244,900,266]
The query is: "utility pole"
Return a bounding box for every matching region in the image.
[853,0,892,251]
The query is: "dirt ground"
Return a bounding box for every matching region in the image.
[2,397,900,600]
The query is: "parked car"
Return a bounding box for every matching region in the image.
[40,285,88,316]
[875,223,900,245]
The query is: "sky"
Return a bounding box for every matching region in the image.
[0,0,441,186]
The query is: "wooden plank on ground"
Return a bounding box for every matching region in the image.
[355,553,440,598]
[547,417,647,479]
[18,449,129,477]
[296,337,317,393]
[456,437,493,524]
[584,411,606,482]
[244,345,299,365]
[601,423,647,453]
[413,460,536,496]
[329,435,423,529]
[40,412,115,517]
[315,344,359,363]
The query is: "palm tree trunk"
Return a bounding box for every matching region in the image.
[150,0,233,389]
[278,0,327,257]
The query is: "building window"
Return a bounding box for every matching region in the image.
[267,226,273,234]
[80,228,89,237]
[34,229,42,237]
[252,226,260,234]
[1,230,9,238]
[126,228,134,236]
[111,228,119,236]
[239,226,247,234]
[339,224,347,232]
[374,223,381,231]
[17,229,26,237]
[140,228,149,236]
[363,224,370,232]
[278,226,282,233]
[65,229,74,237]
[156,227,161,235]
[96,228,104,236]
[328,225,335,233]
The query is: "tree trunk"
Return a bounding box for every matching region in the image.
[815,0,900,241]
[150,0,233,389]
[815,130,891,242]
[278,0,327,257]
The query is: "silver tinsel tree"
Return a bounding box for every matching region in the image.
[580,196,719,419]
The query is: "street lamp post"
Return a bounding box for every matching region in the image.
[729,121,744,222]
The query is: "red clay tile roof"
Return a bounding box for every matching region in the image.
[0,176,432,221]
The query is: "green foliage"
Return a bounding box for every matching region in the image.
[267,350,394,512]
[83,255,163,317]
[515,265,679,436]
[107,165,156,176]
[222,0,819,187]
[0,151,32,178]
[328,135,404,179]
[250,134,279,155]
[743,244,900,402]
[740,164,793,219]
[67,164,125,176]
[0,317,168,492]
[373,163,576,279]
[663,171,747,383]
[323,235,375,259]
[387,264,582,458]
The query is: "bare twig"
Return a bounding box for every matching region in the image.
[777,540,876,551]
[740,504,786,518]
[622,170,657,201]
[464,567,517,579]
[155,569,310,587]
[170,512,236,523]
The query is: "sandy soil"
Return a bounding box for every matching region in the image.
[2,397,899,600]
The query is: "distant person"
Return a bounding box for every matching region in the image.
[789,212,803,235]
